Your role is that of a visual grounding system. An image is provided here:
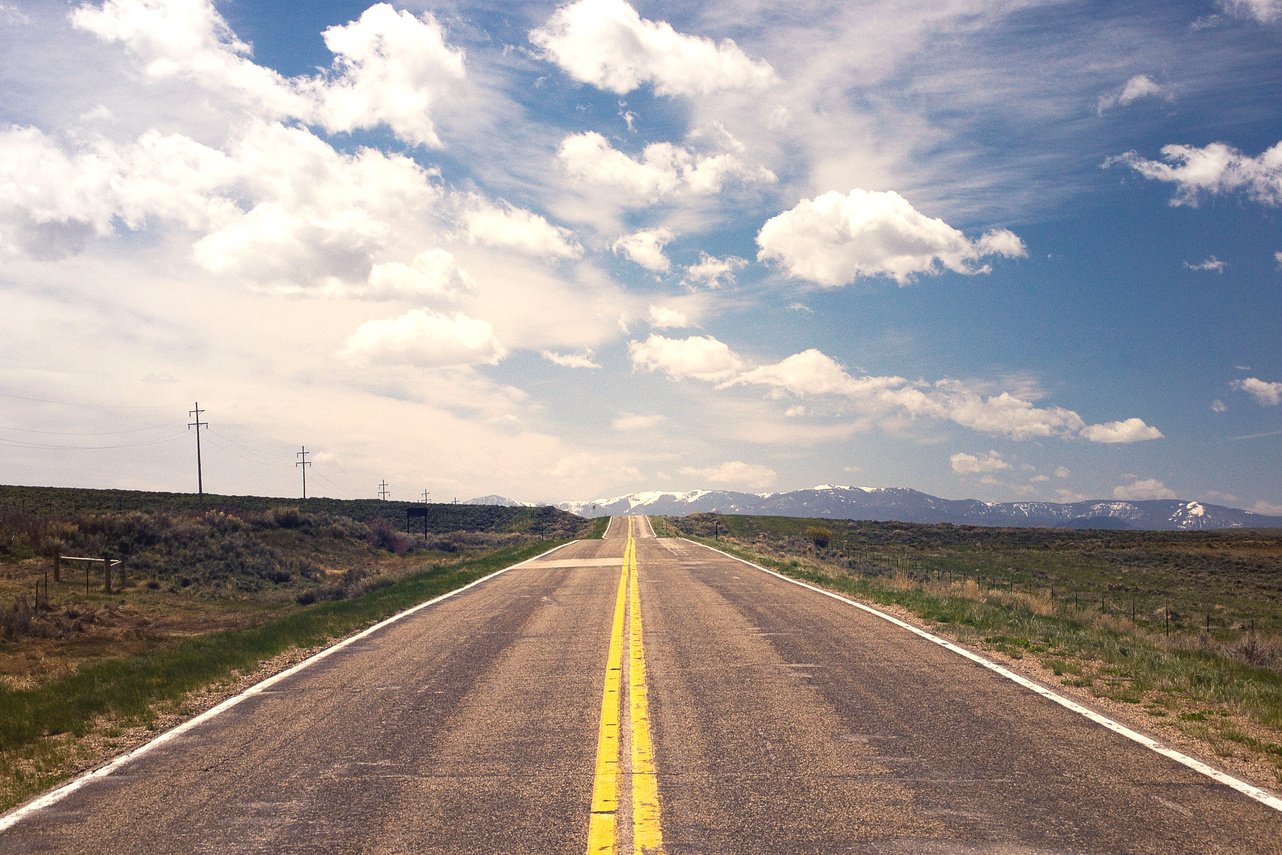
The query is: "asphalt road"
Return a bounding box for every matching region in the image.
[3,517,1281,853]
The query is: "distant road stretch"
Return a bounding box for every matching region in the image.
[3,516,1280,853]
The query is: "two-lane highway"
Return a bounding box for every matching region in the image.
[3,516,1280,853]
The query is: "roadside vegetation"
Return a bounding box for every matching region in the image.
[0,485,590,811]
[665,513,1282,786]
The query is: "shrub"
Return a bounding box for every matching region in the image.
[1226,635,1280,670]
[0,596,33,640]
[367,518,408,555]
[266,507,305,530]
[806,525,833,550]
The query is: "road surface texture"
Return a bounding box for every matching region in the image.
[3,515,1280,853]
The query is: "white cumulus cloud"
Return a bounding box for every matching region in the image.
[364,249,474,300]
[0,125,237,258]
[683,252,747,289]
[529,0,775,97]
[459,196,582,260]
[73,1,465,148]
[344,308,505,367]
[1107,141,1282,207]
[613,227,674,271]
[647,304,690,329]
[629,334,744,381]
[191,122,441,292]
[1079,418,1165,443]
[1113,478,1178,500]
[309,4,465,148]
[950,451,1011,474]
[728,349,894,398]
[756,189,1026,287]
[557,131,775,204]
[71,0,307,119]
[1235,376,1282,405]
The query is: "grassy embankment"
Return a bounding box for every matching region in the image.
[0,485,594,811]
[663,513,1282,785]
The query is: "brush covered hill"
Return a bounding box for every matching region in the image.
[0,484,589,662]
[1,485,582,538]
[0,485,586,597]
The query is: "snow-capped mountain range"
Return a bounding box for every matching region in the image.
[463,495,534,508]
[550,485,1282,531]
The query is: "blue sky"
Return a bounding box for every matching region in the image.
[1,0,1280,509]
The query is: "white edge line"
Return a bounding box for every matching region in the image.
[0,539,580,834]
[682,538,1282,814]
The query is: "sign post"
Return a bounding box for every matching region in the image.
[407,506,429,538]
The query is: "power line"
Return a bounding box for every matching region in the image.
[0,435,185,453]
[202,432,360,500]
[0,390,170,410]
[202,429,284,467]
[0,422,173,436]
[311,469,358,500]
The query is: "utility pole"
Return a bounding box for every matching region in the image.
[188,403,208,495]
[378,480,390,501]
[296,446,311,499]
[422,489,430,503]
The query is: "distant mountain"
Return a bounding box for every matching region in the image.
[463,495,532,508]
[557,485,1282,531]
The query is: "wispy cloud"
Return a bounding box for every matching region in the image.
[1097,74,1173,114]
[1183,256,1227,272]
[542,349,602,369]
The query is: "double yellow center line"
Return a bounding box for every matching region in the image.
[587,517,664,854]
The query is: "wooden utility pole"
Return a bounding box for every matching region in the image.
[296,446,312,499]
[188,403,208,495]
